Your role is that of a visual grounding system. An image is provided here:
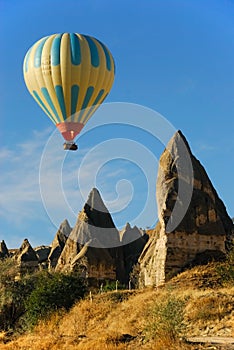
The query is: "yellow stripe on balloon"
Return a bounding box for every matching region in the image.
[24,37,58,125]
[70,34,82,87]
[60,34,71,121]
[80,37,106,123]
[75,35,91,120]
[41,35,62,123]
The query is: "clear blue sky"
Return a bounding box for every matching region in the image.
[1,0,234,248]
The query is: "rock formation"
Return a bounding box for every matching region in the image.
[139,130,234,287]
[3,131,233,287]
[34,245,51,263]
[0,240,9,259]
[56,188,125,284]
[120,223,148,280]
[15,238,39,273]
[48,219,71,269]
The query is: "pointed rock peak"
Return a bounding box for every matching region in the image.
[58,219,72,236]
[0,240,9,257]
[17,238,38,262]
[0,240,8,250]
[133,225,142,232]
[49,221,70,269]
[20,238,31,250]
[175,129,186,139]
[121,223,143,243]
[166,130,192,155]
[51,220,71,248]
[125,222,131,230]
[86,188,108,213]
[119,223,131,240]
[61,218,71,228]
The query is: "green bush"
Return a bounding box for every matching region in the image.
[0,258,35,331]
[129,263,141,289]
[0,259,87,332]
[102,280,125,292]
[216,247,234,285]
[145,294,185,341]
[24,271,87,328]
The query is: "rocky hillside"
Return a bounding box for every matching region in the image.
[1,262,233,350]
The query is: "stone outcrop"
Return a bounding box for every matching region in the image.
[15,239,39,273]
[139,130,234,287]
[34,245,51,264]
[0,240,9,259]
[56,188,125,284]
[69,240,117,282]
[48,219,71,269]
[120,223,148,280]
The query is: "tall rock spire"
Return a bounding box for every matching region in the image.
[139,130,234,288]
[69,188,120,247]
[0,240,9,259]
[48,219,71,269]
[56,188,125,284]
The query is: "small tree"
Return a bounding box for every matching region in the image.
[0,260,87,332]
[145,294,185,341]
[24,271,87,328]
[216,246,234,285]
[129,263,141,289]
[0,258,35,331]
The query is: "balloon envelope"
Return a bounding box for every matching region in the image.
[23,33,115,141]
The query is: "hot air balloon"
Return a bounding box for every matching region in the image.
[23,33,115,150]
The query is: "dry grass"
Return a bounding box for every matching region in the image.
[0,264,233,350]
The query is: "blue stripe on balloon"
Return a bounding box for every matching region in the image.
[93,89,105,104]
[34,37,48,68]
[69,33,81,65]
[41,87,60,121]
[32,90,54,121]
[78,86,94,121]
[51,34,62,66]
[71,85,79,116]
[24,47,33,73]
[83,35,99,67]
[81,86,94,109]
[82,89,105,123]
[55,85,66,119]
[96,40,112,71]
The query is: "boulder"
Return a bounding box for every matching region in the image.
[139,130,234,287]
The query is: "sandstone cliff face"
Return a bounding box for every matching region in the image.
[48,219,71,269]
[56,189,125,284]
[139,131,234,287]
[15,239,39,273]
[0,240,9,259]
